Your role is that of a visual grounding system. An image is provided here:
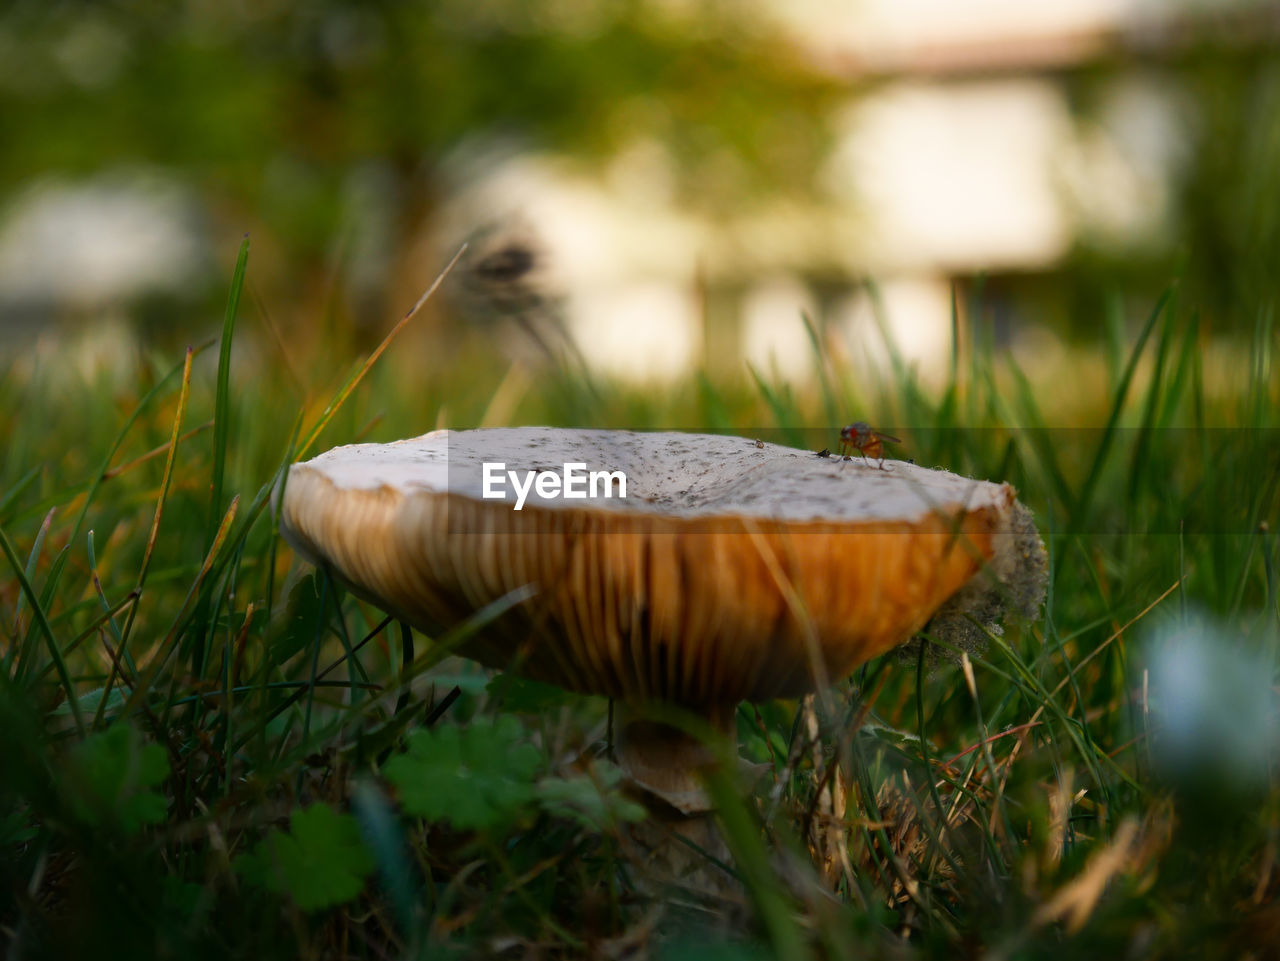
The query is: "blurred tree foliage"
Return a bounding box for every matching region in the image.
[1061,19,1280,336]
[5,0,1280,342]
[0,0,839,264]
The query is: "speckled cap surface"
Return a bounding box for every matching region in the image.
[279,428,1030,705]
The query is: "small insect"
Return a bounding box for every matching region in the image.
[754,438,765,449]
[815,448,831,459]
[838,422,901,469]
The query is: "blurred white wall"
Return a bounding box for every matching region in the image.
[0,171,207,309]
[438,104,1181,383]
[741,276,819,382]
[767,0,1147,71]
[0,0,1202,385]
[826,79,1076,273]
[431,0,1199,383]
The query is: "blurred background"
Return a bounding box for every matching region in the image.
[1,0,1278,407]
[2,7,1278,955]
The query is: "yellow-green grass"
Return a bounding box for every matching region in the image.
[1,250,1277,959]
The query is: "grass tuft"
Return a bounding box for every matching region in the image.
[0,247,1277,959]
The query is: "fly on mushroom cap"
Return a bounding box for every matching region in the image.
[278,427,1046,812]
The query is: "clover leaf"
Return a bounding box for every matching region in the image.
[235,804,374,911]
[534,762,647,829]
[384,716,542,831]
[67,723,169,834]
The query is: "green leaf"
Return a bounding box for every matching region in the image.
[66,724,169,834]
[0,805,37,846]
[660,939,775,961]
[235,804,374,911]
[534,762,646,829]
[384,716,542,831]
[53,687,127,718]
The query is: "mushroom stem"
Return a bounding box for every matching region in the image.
[612,702,739,816]
[613,702,749,897]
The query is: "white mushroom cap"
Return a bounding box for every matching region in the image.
[279,428,1042,706]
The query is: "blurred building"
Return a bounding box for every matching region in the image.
[1,0,1264,384]
[435,0,1202,382]
[0,170,211,377]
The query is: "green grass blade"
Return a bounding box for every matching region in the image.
[0,465,41,521]
[2,342,216,669]
[297,246,464,459]
[120,494,240,722]
[1158,308,1200,429]
[746,363,804,447]
[0,524,84,735]
[1074,289,1171,529]
[9,508,54,645]
[801,311,839,429]
[1003,360,1075,511]
[207,235,250,549]
[114,347,195,666]
[1127,292,1177,507]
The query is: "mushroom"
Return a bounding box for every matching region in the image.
[278,428,1045,819]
